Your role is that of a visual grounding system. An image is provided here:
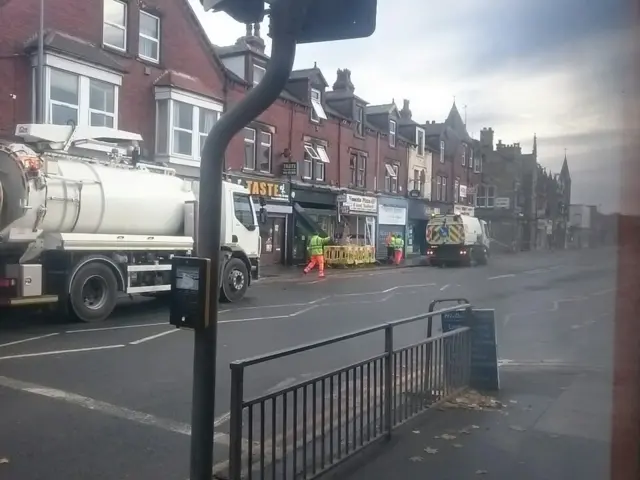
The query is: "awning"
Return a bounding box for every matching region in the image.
[293,202,328,237]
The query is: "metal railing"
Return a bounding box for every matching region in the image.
[226,304,473,480]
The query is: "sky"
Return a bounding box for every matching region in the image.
[188,0,635,212]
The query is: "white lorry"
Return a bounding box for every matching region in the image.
[425,213,490,266]
[0,124,261,322]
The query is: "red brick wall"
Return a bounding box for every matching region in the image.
[224,83,410,195]
[0,0,225,146]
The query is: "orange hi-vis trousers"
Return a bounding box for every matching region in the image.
[304,255,325,277]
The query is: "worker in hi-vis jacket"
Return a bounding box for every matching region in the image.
[303,233,331,278]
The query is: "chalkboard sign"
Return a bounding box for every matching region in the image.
[441,309,500,391]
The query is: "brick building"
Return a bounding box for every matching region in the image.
[424,103,481,215]
[0,0,226,161]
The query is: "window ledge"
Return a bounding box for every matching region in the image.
[137,56,163,69]
[102,44,132,60]
[241,168,275,177]
[159,154,201,168]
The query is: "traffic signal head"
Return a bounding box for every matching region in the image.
[201,0,377,43]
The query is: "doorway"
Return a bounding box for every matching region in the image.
[260,216,285,265]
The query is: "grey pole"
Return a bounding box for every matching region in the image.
[189,0,311,478]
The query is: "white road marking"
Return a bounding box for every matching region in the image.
[221,296,329,313]
[0,344,125,361]
[591,288,615,296]
[129,329,180,345]
[66,322,167,334]
[220,314,291,324]
[488,274,516,280]
[290,305,319,316]
[440,284,450,291]
[0,332,59,349]
[523,268,547,275]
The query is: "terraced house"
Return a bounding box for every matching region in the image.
[0,0,225,163]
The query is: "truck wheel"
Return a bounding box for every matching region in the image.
[220,258,248,303]
[69,263,118,322]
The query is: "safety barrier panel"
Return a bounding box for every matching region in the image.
[225,303,474,480]
[323,245,376,267]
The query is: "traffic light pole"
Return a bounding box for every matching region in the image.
[190,0,311,479]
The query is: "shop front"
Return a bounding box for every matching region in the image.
[290,186,337,265]
[337,193,377,247]
[225,174,291,266]
[376,195,408,261]
[407,199,441,255]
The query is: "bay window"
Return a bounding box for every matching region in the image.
[40,54,121,130]
[154,88,223,166]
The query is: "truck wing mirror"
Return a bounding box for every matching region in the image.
[247,224,257,232]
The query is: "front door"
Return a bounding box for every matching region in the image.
[260,217,285,265]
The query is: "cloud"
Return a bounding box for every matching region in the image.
[188,0,633,211]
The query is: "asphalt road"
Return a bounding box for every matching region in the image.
[0,248,616,480]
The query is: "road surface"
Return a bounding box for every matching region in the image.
[0,248,616,479]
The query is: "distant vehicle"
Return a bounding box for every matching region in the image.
[0,124,261,322]
[425,213,490,266]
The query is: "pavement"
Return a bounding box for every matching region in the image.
[0,247,617,480]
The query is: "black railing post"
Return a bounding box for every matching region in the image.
[383,324,393,438]
[228,364,245,480]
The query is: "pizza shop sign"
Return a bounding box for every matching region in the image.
[226,175,289,202]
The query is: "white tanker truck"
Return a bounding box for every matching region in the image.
[0,124,261,322]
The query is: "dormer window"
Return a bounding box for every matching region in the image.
[389,119,396,147]
[252,64,266,86]
[355,105,364,136]
[310,88,327,123]
[416,128,425,156]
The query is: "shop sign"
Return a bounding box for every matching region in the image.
[226,174,289,202]
[495,197,510,209]
[459,185,467,198]
[454,204,475,217]
[282,162,298,176]
[342,194,377,214]
[379,205,406,225]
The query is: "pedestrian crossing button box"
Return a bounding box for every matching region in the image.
[169,256,211,330]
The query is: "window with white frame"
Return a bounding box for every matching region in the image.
[476,185,496,207]
[413,169,422,192]
[461,143,466,166]
[103,0,127,51]
[139,11,160,63]
[454,178,460,203]
[46,64,119,129]
[355,105,364,136]
[310,88,327,122]
[440,140,445,163]
[252,64,266,86]
[442,176,447,201]
[89,78,116,127]
[474,154,483,173]
[154,91,223,164]
[242,127,272,172]
[199,108,218,154]
[416,128,425,156]
[302,143,329,181]
[389,119,397,147]
[436,176,442,201]
[243,128,256,169]
[384,163,398,193]
[350,152,366,187]
[259,131,272,172]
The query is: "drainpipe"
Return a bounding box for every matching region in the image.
[337,120,342,187]
[374,131,380,192]
[36,0,45,123]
